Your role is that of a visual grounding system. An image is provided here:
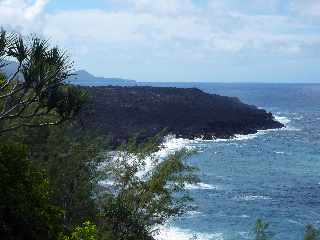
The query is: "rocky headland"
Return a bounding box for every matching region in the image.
[78,86,284,145]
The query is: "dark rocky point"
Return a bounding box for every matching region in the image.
[78,86,284,145]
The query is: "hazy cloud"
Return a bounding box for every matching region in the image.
[290,0,320,18]
[25,0,49,20]
[2,0,319,56]
[41,1,320,57]
[0,0,49,33]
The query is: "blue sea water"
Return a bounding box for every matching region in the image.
[139,83,320,240]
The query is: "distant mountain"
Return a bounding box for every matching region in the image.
[0,61,137,87]
[69,70,137,86]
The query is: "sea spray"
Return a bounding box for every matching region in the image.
[154,225,224,240]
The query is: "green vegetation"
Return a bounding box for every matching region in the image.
[0,143,62,239]
[304,225,320,240]
[254,219,273,240]
[62,221,97,240]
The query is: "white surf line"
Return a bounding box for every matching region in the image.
[154,225,224,240]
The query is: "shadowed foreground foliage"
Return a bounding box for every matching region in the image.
[0,143,62,240]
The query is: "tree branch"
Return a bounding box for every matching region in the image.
[0,117,65,134]
[0,61,22,92]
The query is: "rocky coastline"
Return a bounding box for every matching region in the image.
[78,86,284,145]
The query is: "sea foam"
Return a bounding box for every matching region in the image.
[274,114,301,131]
[154,225,223,240]
[155,135,196,159]
[186,182,219,190]
[274,115,291,125]
[216,114,299,143]
[233,195,272,201]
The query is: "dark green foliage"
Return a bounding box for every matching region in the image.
[0,30,96,239]
[62,221,97,240]
[13,124,107,231]
[11,124,197,240]
[0,143,62,240]
[254,219,273,240]
[304,225,320,240]
[41,126,107,230]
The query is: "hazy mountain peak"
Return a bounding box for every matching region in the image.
[74,70,94,78]
[70,70,137,86]
[1,61,137,87]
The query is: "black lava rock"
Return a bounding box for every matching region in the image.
[77,86,284,145]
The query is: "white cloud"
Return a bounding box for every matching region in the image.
[44,10,146,43]
[25,0,49,20]
[290,0,320,18]
[1,0,320,78]
[112,0,197,16]
[0,0,49,33]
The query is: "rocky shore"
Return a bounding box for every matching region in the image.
[78,86,284,145]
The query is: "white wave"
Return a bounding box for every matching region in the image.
[274,114,301,131]
[159,113,298,147]
[233,133,261,141]
[187,210,202,216]
[274,115,291,125]
[155,225,223,240]
[213,138,229,142]
[186,182,219,190]
[213,131,265,143]
[274,114,300,130]
[288,219,304,226]
[155,135,196,159]
[292,116,304,120]
[138,135,197,177]
[274,151,285,154]
[212,124,285,143]
[99,135,200,182]
[181,211,203,219]
[238,231,250,239]
[284,126,301,131]
[233,195,272,201]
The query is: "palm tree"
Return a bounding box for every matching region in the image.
[0,30,86,134]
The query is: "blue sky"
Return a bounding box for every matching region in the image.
[0,0,320,82]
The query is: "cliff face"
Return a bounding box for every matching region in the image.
[78,86,283,145]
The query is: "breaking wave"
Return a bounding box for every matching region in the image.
[186,182,219,190]
[155,225,224,240]
[233,194,272,201]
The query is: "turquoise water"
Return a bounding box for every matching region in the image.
[140,83,320,240]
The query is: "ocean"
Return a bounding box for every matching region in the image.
[138,83,320,240]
